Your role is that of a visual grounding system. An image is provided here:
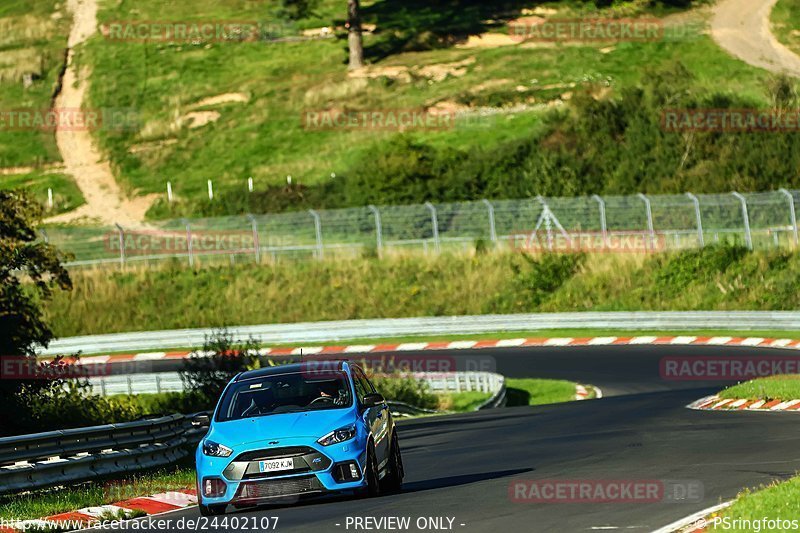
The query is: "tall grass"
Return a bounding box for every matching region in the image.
[46,246,800,337]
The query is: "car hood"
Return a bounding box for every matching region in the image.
[207,409,355,447]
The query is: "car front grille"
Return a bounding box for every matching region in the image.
[235,476,324,501]
[234,446,316,462]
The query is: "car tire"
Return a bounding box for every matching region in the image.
[358,443,381,498]
[380,432,404,493]
[199,504,227,516]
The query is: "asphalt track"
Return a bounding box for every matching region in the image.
[90,345,800,532]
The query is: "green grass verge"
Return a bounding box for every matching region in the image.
[442,391,492,411]
[710,475,800,532]
[771,0,800,55]
[0,172,85,214]
[718,375,800,401]
[0,464,194,521]
[46,247,800,337]
[505,378,579,406]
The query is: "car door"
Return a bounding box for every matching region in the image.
[353,366,386,461]
[362,369,391,464]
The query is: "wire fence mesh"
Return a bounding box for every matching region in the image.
[46,190,800,268]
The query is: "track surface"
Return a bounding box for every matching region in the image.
[93,345,800,532]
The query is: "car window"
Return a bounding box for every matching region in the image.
[216,371,352,422]
[352,366,371,403]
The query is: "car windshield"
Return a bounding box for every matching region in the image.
[216,371,352,422]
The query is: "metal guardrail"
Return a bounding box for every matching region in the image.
[0,414,209,495]
[40,311,800,356]
[88,371,504,396]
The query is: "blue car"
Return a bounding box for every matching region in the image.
[195,361,403,515]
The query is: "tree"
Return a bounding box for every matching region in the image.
[0,190,72,429]
[347,0,364,70]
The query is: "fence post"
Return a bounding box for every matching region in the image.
[167,181,173,203]
[207,180,214,201]
[591,194,608,248]
[246,214,261,263]
[731,192,753,250]
[685,193,705,248]
[182,218,194,267]
[47,188,53,210]
[424,202,440,253]
[778,188,799,247]
[367,205,383,255]
[309,210,323,259]
[248,177,254,193]
[482,199,497,243]
[115,223,125,267]
[637,193,655,251]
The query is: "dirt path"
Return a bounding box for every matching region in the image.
[711,0,800,77]
[45,0,154,227]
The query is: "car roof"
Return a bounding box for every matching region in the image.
[234,360,351,382]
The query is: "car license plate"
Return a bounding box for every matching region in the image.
[259,458,294,473]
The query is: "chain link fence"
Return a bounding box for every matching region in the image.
[43,190,800,268]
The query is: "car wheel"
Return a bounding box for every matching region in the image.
[359,442,381,498]
[380,432,404,493]
[199,504,226,516]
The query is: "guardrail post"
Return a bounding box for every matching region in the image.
[685,193,704,248]
[731,192,753,250]
[115,223,125,268]
[367,205,383,256]
[156,375,162,394]
[482,199,497,243]
[182,218,194,267]
[637,193,655,251]
[246,214,261,263]
[779,188,799,247]
[424,202,440,253]
[591,194,608,248]
[40,229,49,243]
[309,210,323,259]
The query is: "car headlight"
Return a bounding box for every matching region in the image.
[317,425,357,446]
[202,440,233,457]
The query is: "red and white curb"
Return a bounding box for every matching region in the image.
[575,384,603,400]
[2,489,196,532]
[63,335,800,366]
[688,395,800,412]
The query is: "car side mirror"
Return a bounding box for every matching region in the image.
[362,393,385,408]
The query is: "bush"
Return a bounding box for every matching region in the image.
[369,373,438,410]
[180,329,261,404]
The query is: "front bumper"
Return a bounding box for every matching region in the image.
[196,438,367,506]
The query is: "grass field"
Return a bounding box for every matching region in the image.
[0,0,70,168]
[719,375,800,401]
[710,475,800,532]
[1,171,84,214]
[46,246,800,337]
[72,0,772,217]
[771,0,800,55]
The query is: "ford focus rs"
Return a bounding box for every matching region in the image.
[195,361,404,515]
